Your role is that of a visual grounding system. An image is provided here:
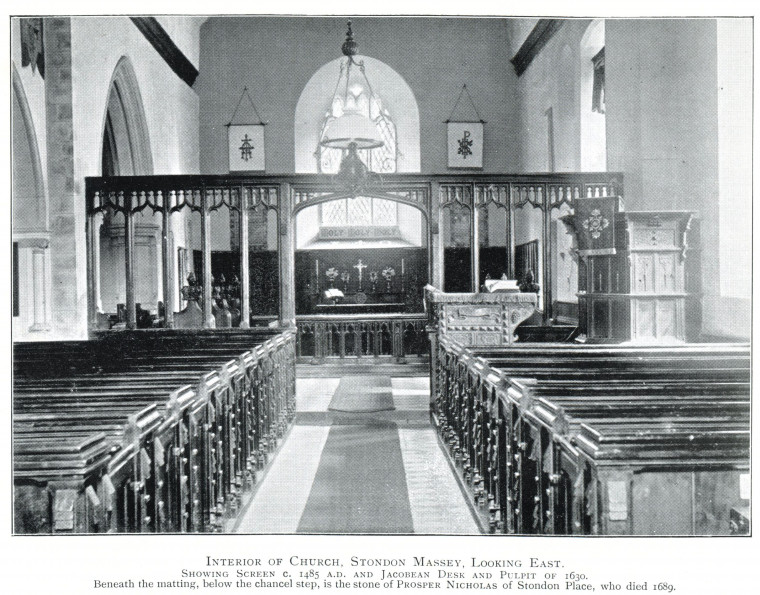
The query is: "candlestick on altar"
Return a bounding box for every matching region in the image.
[315,259,320,292]
[401,258,405,275]
[401,258,406,293]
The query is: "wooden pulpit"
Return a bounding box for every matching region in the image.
[563,199,694,343]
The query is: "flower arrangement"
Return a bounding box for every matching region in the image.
[382,267,396,292]
[369,271,378,283]
[325,267,339,281]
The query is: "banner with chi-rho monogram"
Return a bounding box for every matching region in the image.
[228,124,265,172]
[447,121,483,169]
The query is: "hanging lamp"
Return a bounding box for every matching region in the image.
[320,20,384,196]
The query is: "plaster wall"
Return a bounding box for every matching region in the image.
[156,16,204,68]
[515,18,749,339]
[12,17,201,339]
[70,17,200,182]
[197,16,519,175]
[511,19,591,174]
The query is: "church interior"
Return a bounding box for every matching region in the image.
[11,16,751,536]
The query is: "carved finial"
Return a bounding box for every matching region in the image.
[342,20,358,57]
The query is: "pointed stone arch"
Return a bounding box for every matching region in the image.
[101,56,154,175]
[12,63,46,232]
[97,56,159,324]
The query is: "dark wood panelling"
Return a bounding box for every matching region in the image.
[295,247,427,314]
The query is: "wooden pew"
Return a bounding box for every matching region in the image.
[432,335,750,536]
[13,328,296,534]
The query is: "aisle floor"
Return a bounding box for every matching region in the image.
[234,376,479,534]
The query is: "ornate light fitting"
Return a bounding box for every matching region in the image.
[320,20,384,197]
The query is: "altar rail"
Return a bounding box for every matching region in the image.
[296,314,428,363]
[432,336,751,535]
[13,328,295,533]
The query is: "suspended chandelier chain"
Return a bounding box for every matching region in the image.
[329,61,346,112]
[343,57,354,105]
[319,19,388,197]
[356,60,393,130]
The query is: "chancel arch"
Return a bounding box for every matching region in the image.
[96,56,159,327]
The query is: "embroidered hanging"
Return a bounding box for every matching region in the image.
[227,87,266,172]
[574,196,619,256]
[445,84,485,169]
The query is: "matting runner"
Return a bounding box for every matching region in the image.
[327,375,394,412]
[296,420,414,534]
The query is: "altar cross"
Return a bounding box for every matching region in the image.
[354,259,368,291]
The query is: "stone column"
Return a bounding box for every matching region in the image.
[30,243,51,332]
[45,17,86,338]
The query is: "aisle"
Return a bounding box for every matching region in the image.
[233,376,479,535]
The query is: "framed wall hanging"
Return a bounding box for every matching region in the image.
[446,84,485,169]
[227,87,266,172]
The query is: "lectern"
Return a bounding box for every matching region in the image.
[425,285,537,405]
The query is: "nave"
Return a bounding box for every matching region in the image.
[232,373,479,534]
[10,17,751,541]
[12,320,750,536]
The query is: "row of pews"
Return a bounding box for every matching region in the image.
[13,328,296,534]
[432,336,751,535]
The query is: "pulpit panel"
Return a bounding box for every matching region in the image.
[567,203,693,343]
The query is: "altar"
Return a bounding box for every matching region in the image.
[296,250,427,315]
[315,301,405,314]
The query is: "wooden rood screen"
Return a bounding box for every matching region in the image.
[13,328,295,534]
[433,338,751,535]
[85,172,622,332]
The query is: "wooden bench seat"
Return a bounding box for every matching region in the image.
[432,335,751,536]
[13,328,296,534]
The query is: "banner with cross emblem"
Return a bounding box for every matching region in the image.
[445,84,485,169]
[228,124,265,172]
[447,122,483,169]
